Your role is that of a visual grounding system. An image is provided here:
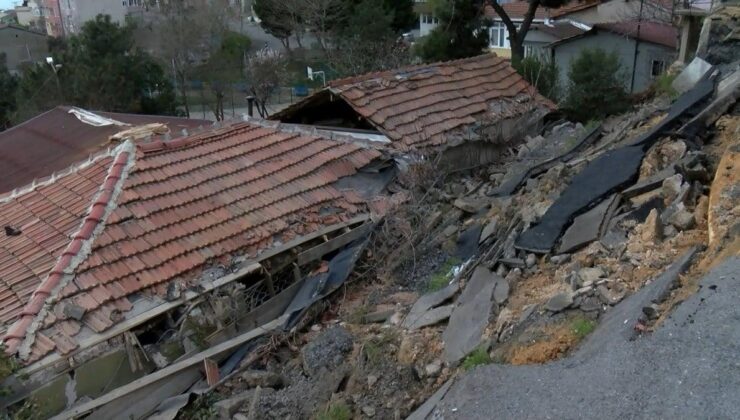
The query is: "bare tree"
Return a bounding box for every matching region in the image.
[244,49,288,117]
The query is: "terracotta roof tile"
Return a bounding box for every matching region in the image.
[273,54,554,152]
[1,122,382,362]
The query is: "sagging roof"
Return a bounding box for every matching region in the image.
[272,54,555,152]
[1,122,383,363]
[529,21,589,41]
[0,106,211,195]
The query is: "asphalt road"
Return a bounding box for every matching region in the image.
[433,256,740,419]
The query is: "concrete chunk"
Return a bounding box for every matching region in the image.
[443,266,495,363]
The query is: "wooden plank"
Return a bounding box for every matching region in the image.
[296,222,373,265]
[51,315,288,420]
[204,358,219,387]
[22,215,370,376]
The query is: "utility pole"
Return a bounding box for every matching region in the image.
[629,0,645,93]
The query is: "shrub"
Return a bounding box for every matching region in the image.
[563,48,630,122]
[317,402,352,420]
[571,317,596,339]
[513,55,560,101]
[461,346,491,370]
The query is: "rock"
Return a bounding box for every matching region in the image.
[489,173,504,184]
[579,296,602,312]
[389,312,404,325]
[578,267,605,285]
[694,195,709,227]
[550,254,571,265]
[362,406,376,417]
[404,281,459,329]
[239,370,287,389]
[453,197,487,213]
[505,268,522,285]
[596,285,626,305]
[499,257,526,269]
[640,209,663,242]
[213,390,254,418]
[449,183,466,196]
[442,224,458,238]
[574,285,593,296]
[494,307,514,340]
[643,303,660,320]
[659,140,687,165]
[492,276,510,305]
[545,292,574,312]
[425,360,442,377]
[479,218,498,244]
[662,174,684,204]
[301,326,354,376]
[525,254,537,268]
[233,414,249,420]
[403,304,454,330]
[663,224,679,238]
[367,375,378,388]
[668,207,696,231]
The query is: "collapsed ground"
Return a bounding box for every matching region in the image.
[174,76,738,419]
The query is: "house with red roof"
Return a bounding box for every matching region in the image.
[0,119,394,417]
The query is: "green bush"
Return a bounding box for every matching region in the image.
[461,346,491,370]
[513,55,559,101]
[563,48,630,122]
[317,402,352,420]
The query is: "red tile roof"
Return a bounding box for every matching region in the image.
[1,122,382,363]
[595,21,678,48]
[274,54,555,152]
[0,106,210,195]
[484,0,600,21]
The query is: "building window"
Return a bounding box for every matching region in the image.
[489,22,507,48]
[421,14,439,25]
[651,59,666,77]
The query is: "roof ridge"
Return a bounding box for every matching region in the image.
[136,121,254,155]
[3,141,137,359]
[329,53,501,88]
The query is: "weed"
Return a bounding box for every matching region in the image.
[179,392,222,420]
[427,257,462,292]
[654,73,678,99]
[362,330,399,366]
[571,318,597,339]
[316,402,352,420]
[461,346,491,370]
[347,304,370,324]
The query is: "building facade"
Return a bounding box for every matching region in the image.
[0,24,49,75]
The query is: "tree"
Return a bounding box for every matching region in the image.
[199,31,252,121]
[513,55,559,101]
[0,53,17,131]
[253,0,297,50]
[244,49,288,117]
[14,15,178,123]
[563,48,630,122]
[417,0,489,61]
[483,0,571,62]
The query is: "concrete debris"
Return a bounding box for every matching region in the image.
[404,281,460,330]
[661,174,685,204]
[525,254,537,268]
[443,266,496,363]
[301,327,354,376]
[213,389,256,418]
[405,305,454,330]
[479,218,498,244]
[453,197,488,214]
[640,209,663,243]
[578,267,605,285]
[672,57,713,94]
[668,206,696,231]
[596,284,626,305]
[550,254,571,265]
[239,370,288,389]
[499,257,526,269]
[425,360,442,377]
[545,292,574,312]
[493,275,510,305]
[558,194,618,254]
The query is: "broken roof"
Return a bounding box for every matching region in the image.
[549,20,678,49]
[0,106,210,195]
[272,54,555,152]
[529,21,589,40]
[1,122,382,364]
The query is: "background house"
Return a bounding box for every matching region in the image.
[549,21,678,94]
[0,23,48,75]
[521,20,589,58]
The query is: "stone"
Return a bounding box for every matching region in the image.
[659,141,687,165]
[442,225,458,238]
[453,197,487,213]
[664,224,679,238]
[362,406,376,417]
[389,312,404,325]
[640,209,663,242]
[596,285,626,305]
[239,370,287,389]
[367,375,378,388]
[662,174,684,204]
[404,305,454,330]
[550,254,571,265]
[362,309,395,324]
[425,360,442,377]
[574,285,593,296]
[642,303,660,320]
[404,281,459,329]
[694,195,709,227]
[579,296,602,312]
[505,268,522,285]
[525,254,537,268]
[493,275,510,305]
[479,218,498,244]
[233,414,249,420]
[668,208,696,231]
[489,173,504,184]
[62,303,86,321]
[499,257,526,269]
[494,307,514,340]
[301,326,354,376]
[449,183,466,196]
[545,292,574,312]
[213,390,254,418]
[578,267,605,285]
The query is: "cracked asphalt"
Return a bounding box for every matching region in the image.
[433,256,740,419]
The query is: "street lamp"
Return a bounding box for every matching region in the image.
[46,56,63,101]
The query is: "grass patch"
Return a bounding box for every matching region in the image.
[362,330,399,367]
[427,257,462,292]
[461,346,491,371]
[346,304,370,324]
[316,402,352,420]
[571,317,597,339]
[654,73,678,99]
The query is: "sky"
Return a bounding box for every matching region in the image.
[1,0,17,11]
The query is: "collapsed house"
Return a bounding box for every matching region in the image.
[271,53,555,165]
[0,121,397,418]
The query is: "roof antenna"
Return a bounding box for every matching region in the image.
[5,226,22,237]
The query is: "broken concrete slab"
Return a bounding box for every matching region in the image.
[672,57,713,94]
[557,194,619,254]
[455,223,483,260]
[453,197,488,213]
[479,218,498,244]
[403,282,459,329]
[492,275,510,305]
[404,305,454,330]
[498,257,526,269]
[406,378,454,420]
[213,389,256,418]
[443,266,496,364]
[545,292,574,312]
